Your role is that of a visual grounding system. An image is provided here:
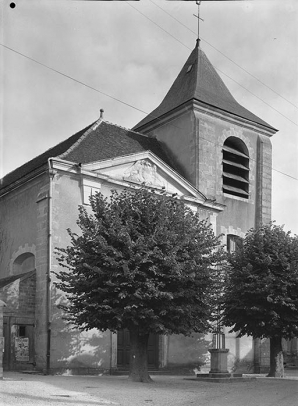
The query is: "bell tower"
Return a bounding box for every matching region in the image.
[133,40,277,237]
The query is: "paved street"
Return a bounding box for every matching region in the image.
[1,372,298,406]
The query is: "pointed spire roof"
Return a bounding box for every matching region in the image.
[134,42,276,131]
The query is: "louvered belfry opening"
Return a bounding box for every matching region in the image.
[222,137,249,199]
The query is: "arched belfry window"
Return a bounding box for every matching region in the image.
[222,137,249,199]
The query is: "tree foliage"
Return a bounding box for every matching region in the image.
[55,187,224,335]
[222,223,298,376]
[55,187,225,381]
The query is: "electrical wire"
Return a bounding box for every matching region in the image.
[0,43,297,182]
[128,2,298,128]
[148,0,298,111]
[0,43,149,117]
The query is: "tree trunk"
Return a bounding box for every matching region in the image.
[267,336,284,377]
[128,329,152,383]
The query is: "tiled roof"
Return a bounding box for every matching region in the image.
[0,121,172,191]
[134,43,277,132]
[60,121,172,166]
[0,122,94,191]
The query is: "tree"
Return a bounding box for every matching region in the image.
[222,223,298,377]
[55,187,225,382]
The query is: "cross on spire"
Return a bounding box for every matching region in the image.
[193,1,204,47]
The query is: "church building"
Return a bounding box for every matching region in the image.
[0,37,283,374]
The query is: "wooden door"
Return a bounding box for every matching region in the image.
[147,333,159,367]
[117,329,130,368]
[13,324,35,370]
[3,318,35,371]
[117,329,159,369]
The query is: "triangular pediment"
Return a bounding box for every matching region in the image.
[82,151,207,203]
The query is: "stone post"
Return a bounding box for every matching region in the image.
[0,300,7,379]
[208,349,230,378]
[208,332,232,378]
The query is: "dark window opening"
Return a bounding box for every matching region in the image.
[222,137,249,199]
[227,234,243,253]
[18,326,26,337]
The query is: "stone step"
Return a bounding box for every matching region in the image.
[112,369,194,376]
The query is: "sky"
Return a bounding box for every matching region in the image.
[0,0,297,234]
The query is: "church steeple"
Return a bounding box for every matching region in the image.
[134,42,276,132]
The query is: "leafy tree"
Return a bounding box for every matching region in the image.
[222,223,298,377]
[55,187,225,382]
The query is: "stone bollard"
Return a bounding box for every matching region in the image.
[208,348,231,378]
[0,300,7,380]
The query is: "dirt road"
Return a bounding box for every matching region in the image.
[1,373,298,406]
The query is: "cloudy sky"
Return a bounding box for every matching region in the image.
[1,0,297,234]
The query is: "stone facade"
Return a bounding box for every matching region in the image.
[0,41,280,375]
[0,150,222,374]
[132,44,277,373]
[137,107,275,373]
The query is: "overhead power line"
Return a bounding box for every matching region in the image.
[0,43,149,117]
[148,0,298,111]
[0,43,297,182]
[128,2,298,128]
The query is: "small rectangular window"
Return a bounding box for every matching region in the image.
[227,234,242,253]
[19,325,26,337]
[82,179,102,205]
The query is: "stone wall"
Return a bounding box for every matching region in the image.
[0,301,6,379]
[256,134,272,226]
[167,333,211,371]
[0,175,48,371]
[19,275,36,313]
[49,171,112,373]
[2,273,36,317]
[141,106,273,372]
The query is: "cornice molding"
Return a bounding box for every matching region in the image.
[136,99,277,138]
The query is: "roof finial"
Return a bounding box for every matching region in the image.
[100,109,104,119]
[194,1,204,48]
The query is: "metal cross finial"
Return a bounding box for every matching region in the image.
[193,1,204,47]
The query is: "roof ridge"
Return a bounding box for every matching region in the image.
[58,118,103,160]
[1,118,173,192]
[58,120,153,162]
[103,119,152,139]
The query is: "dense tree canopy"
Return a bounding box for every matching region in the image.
[55,187,225,381]
[222,223,298,377]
